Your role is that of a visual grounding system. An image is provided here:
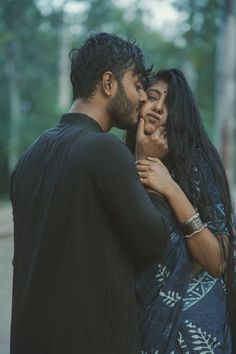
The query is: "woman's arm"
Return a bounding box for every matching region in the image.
[136,157,228,278]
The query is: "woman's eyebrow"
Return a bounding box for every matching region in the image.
[146,88,160,94]
[147,88,167,94]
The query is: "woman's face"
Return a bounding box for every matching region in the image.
[141,80,168,134]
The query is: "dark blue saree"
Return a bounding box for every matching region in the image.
[136,151,233,353]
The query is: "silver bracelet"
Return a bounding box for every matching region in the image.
[182,212,199,225]
[184,223,208,239]
[181,212,207,235]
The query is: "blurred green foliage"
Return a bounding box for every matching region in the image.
[0,0,223,197]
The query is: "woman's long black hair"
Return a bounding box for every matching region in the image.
[126,69,236,335]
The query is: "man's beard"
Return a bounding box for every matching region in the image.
[108,81,140,130]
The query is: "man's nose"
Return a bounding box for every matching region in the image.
[139,89,148,104]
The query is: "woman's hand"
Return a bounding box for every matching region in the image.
[136,157,176,197]
[136,158,228,278]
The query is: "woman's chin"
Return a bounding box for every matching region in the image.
[144,122,156,135]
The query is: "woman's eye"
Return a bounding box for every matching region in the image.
[136,85,143,91]
[148,96,158,101]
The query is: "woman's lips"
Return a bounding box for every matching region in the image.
[146,113,161,126]
[147,112,160,121]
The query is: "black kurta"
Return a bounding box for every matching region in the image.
[10,113,171,354]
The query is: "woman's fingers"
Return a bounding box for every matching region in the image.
[138,171,151,187]
[140,177,149,187]
[139,172,148,183]
[136,158,161,167]
[136,157,164,167]
[136,159,164,173]
[146,157,160,163]
[135,159,151,165]
[146,157,167,169]
[137,165,149,172]
[138,170,148,177]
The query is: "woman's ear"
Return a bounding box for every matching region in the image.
[101,71,117,96]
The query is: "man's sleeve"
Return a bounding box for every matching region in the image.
[94,136,171,264]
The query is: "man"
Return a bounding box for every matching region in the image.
[10,33,171,354]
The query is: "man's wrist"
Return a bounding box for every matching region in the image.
[135,151,146,161]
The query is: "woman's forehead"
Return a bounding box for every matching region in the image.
[147,80,168,94]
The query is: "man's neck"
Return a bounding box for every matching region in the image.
[69,99,112,132]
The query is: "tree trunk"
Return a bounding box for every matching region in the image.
[58,10,71,112]
[214,0,236,189]
[5,41,22,173]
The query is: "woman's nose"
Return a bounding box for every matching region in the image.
[154,105,164,115]
[154,99,165,114]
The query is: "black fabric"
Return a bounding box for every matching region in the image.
[10,113,171,354]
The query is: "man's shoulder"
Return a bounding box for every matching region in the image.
[82,132,134,169]
[90,131,119,142]
[85,131,125,151]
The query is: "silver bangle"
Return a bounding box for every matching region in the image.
[182,212,199,225]
[184,223,208,239]
[181,212,206,235]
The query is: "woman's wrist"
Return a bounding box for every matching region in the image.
[164,180,182,200]
[164,181,197,222]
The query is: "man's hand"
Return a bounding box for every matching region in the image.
[135,118,169,160]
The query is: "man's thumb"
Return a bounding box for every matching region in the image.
[136,118,145,141]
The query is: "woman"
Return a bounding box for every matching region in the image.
[126,69,236,353]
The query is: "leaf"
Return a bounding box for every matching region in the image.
[192,334,201,339]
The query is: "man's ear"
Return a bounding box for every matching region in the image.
[101,71,117,96]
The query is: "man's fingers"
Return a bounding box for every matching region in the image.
[151,126,163,135]
[136,117,145,141]
[158,125,167,133]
